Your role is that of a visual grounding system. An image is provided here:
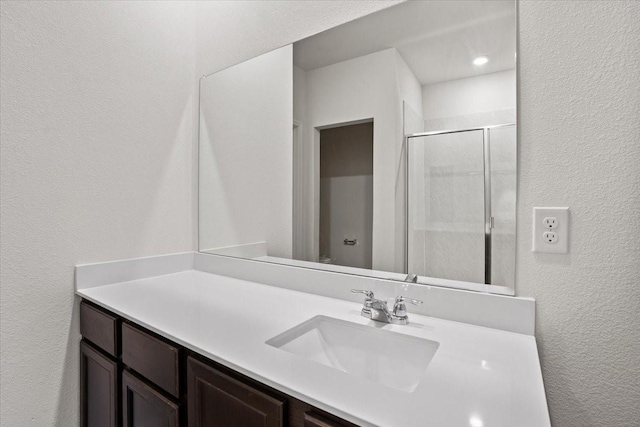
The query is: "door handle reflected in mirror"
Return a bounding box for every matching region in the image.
[343,238,357,246]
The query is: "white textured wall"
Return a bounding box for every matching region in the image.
[517,1,640,426]
[2,1,638,426]
[0,1,195,425]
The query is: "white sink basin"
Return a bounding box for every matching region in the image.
[266,315,439,392]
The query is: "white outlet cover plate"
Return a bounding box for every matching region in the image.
[533,207,569,253]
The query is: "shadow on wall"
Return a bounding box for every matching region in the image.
[54,298,81,426]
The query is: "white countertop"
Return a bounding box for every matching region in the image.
[77,268,549,427]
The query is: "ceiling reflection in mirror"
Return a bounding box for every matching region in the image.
[199,1,517,295]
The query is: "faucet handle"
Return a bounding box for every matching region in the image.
[351,290,374,318]
[393,295,423,320]
[351,289,374,299]
[395,296,423,306]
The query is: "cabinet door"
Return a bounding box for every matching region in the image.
[123,370,179,427]
[304,412,349,427]
[80,341,118,427]
[187,357,285,427]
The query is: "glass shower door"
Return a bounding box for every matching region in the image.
[489,125,517,286]
[407,130,486,283]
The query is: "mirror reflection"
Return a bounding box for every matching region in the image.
[199,1,517,294]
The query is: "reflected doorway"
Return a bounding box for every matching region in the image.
[319,122,373,269]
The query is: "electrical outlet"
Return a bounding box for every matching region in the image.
[533,207,569,253]
[543,231,558,243]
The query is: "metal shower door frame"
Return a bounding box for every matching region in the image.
[405,123,515,285]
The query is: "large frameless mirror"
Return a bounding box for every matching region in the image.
[199,0,517,295]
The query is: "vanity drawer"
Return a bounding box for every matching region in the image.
[80,301,118,357]
[122,323,180,398]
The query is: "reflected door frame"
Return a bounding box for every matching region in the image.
[312,118,374,265]
[292,120,305,260]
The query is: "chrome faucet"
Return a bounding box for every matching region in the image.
[404,273,418,283]
[351,290,423,325]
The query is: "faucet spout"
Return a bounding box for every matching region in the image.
[404,273,418,283]
[369,299,393,323]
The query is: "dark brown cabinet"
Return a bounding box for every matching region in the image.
[122,323,180,398]
[122,370,179,427]
[187,357,285,427]
[80,299,354,427]
[80,341,118,427]
[303,412,347,427]
[81,301,118,357]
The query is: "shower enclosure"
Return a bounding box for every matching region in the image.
[407,124,516,286]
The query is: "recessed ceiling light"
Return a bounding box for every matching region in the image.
[473,56,489,66]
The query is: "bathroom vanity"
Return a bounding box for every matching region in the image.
[80,300,354,427]
[76,253,549,427]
